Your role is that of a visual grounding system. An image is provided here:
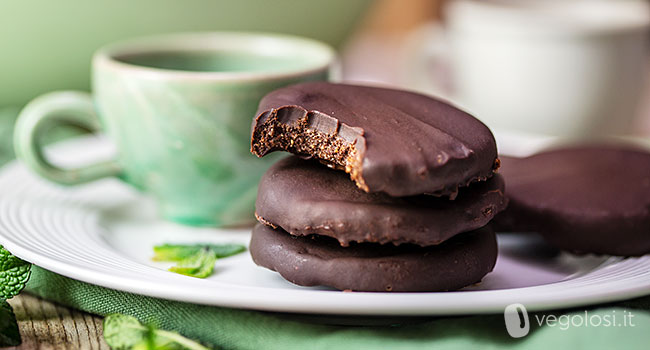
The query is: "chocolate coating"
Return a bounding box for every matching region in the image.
[256,156,507,246]
[494,145,650,256]
[251,82,499,197]
[250,223,497,292]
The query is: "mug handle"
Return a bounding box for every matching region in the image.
[13,91,122,185]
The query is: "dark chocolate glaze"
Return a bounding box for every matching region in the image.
[494,145,650,256]
[251,82,499,197]
[249,223,497,292]
[256,156,507,246]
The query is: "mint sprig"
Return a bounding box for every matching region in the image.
[103,314,212,350]
[0,300,20,347]
[152,244,245,262]
[152,243,245,279]
[168,248,218,279]
[0,245,31,347]
[0,245,31,300]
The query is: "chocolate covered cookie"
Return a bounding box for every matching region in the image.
[494,145,650,256]
[256,156,507,246]
[251,82,499,197]
[250,223,497,292]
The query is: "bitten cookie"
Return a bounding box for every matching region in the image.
[251,82,499,197]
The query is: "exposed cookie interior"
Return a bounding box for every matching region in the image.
[251,105,369,191]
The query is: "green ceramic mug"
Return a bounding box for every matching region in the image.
[14,32,335,226]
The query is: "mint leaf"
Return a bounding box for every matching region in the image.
[205,244,246,259]
[103,313,147,349]
[103,314,211,350]
[168,248,217,278]
[0,300,21,347]
[0,245,32,299]
[152,245,201,262]
[0,246,30,347]
[151,329,211,350]
[152,244,245,261]
[152,243,245,279]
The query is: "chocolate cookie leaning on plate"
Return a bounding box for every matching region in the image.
[256,156,507,247]
[250,82,500,198]
[250,223,498,292]
[493,145,650,256]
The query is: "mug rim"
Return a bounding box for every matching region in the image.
[446,0,650,36]
[93,31,336,82]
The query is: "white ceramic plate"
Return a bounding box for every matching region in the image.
[0,136,649,316]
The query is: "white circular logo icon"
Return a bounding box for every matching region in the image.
[504,303,530,338]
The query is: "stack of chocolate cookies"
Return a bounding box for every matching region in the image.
[248,82,507,292]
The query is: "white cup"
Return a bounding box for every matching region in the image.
[414,0,650,139]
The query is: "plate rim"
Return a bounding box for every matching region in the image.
[3,227,650,316]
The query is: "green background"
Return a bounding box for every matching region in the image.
[0,0,371,106]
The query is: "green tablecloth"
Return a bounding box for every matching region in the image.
[2,107,649,349]
[23,266,650,350]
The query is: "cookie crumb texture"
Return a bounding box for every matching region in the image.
[251,105,367,190]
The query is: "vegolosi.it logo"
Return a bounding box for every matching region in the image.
[504,303,636,338]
